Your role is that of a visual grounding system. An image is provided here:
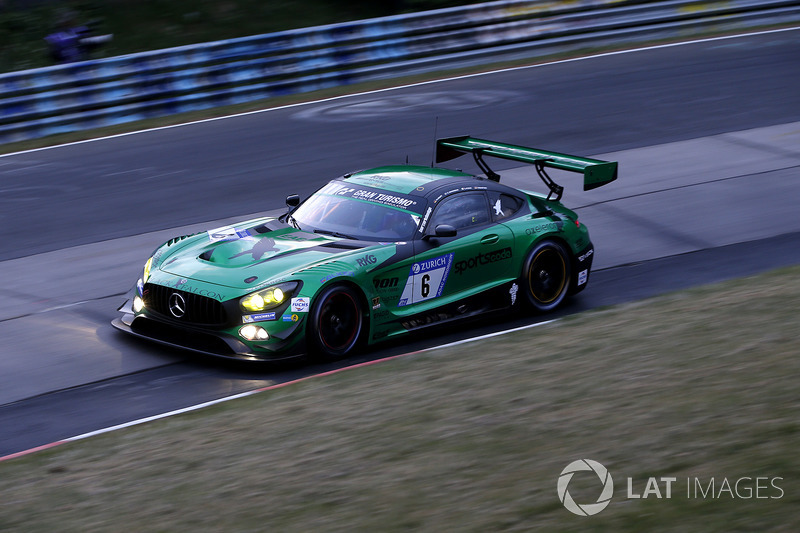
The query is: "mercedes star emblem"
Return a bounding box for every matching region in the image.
[169,292,186,318]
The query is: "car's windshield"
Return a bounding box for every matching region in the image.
[292,183,422,241]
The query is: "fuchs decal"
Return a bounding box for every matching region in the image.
[291,297,310,313]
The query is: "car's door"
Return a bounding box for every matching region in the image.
[397,191,515,311]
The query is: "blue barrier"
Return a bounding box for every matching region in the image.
[1,0,798,144]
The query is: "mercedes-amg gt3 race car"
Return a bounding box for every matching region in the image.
[113,136,617,362]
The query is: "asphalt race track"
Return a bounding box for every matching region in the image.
[1,28,799,457]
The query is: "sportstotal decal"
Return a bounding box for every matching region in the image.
[397,253,454,307]
[454,247,512,275]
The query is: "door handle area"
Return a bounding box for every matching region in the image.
[480,234,500,245]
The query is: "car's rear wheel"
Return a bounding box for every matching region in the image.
[522,240,571,312]
[308,285,364,360]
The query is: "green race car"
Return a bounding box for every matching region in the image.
[113,136,617,362]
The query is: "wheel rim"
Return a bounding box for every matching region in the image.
[528,248,567,304]
[317,291,360,352]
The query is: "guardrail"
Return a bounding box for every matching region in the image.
[1,0,798,144]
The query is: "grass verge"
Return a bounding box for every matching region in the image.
[0,265,798,531]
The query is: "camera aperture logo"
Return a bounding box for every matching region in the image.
[557,459,614,516]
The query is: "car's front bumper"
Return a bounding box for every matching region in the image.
[113,300,306,362]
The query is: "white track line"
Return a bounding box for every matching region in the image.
[0,318,557,462]
[3,25,797,461]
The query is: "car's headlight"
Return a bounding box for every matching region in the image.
[240,282,299,313]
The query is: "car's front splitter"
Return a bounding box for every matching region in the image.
[112,307,306,363]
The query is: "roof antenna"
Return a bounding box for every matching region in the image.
[430,116,439,167]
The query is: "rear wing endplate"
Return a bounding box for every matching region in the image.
[436,136,617,201]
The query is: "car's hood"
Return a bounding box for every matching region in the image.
[156,220,371,289]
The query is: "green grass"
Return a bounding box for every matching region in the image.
[0,265,798,531]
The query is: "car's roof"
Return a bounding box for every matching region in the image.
[342,165,474,196]
[342,164,528,202]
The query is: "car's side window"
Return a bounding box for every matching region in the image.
[429,192,490,232]
[488,192,525,221]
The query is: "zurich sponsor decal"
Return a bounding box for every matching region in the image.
[398,253,454,307]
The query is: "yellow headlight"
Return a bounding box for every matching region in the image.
[242,293,265,311]
[242,288,282,311]
[240,283,296,312]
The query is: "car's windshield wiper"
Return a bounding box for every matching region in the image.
[313,229,358,240]
[287,215,302,230]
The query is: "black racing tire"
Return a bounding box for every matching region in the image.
[522,240,571,312]
[308,284,365,360]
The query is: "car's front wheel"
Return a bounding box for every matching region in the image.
[522,240,571,312]
[308,285,365,360]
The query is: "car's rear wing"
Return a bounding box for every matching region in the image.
[436,136,617,201]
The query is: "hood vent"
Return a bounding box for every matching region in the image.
[319,241,368,250]
[166,232,202,247]
[253,220,288,234]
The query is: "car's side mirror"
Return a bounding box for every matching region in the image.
[423,224,457,241]
[434,224,457,237]
[286,194,300,207]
